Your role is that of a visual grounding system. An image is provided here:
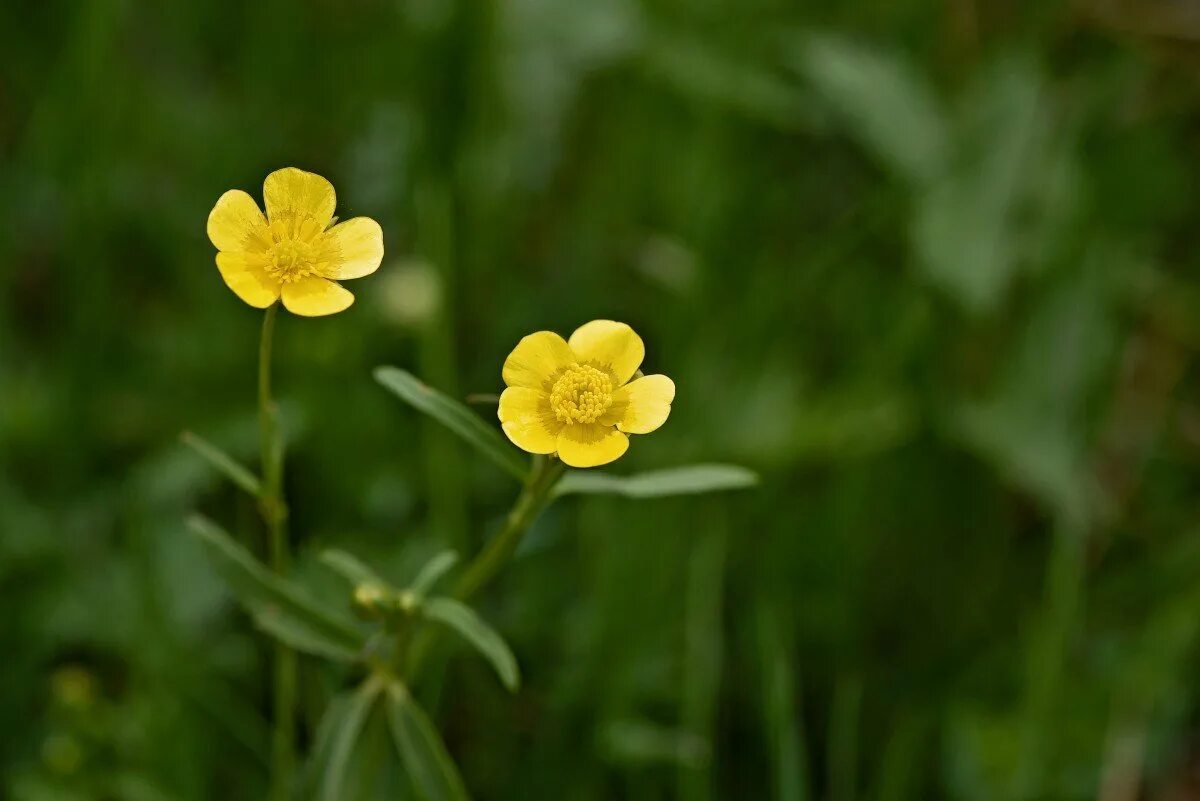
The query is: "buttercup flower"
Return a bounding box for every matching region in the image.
[498,320,675,468]
[207,168,383,316]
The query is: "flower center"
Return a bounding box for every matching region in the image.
[266,239,317,283]
[550,365,613,424]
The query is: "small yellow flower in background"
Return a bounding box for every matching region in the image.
[207,168,384,316]
[50,665,96,710]
[498,320,675,468]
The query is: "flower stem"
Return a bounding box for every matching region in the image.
[405,456,564,682]
[258,303,295,801]
[453,455,565,602]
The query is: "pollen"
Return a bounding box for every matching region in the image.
[266,239,318,283]
[550,365,613,424]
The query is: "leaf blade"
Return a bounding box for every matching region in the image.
[554,464,759,499]
[409,551,459,596]
[385,685,471,801]
[315,677,383,801]
[320,548,389,590]
[180,430,262,496]
[789,33,948,185]
[422,597,520,692]
[375,367,528,481]
[188,515,366,661]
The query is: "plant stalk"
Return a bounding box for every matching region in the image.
[453,455,565,602]
[404,455,564,682]
[259,303,296,801]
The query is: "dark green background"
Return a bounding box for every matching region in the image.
[5,0,1200,799]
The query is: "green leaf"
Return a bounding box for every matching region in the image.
[422,597,519,692]
[375,367,528,481]
[385,684,471,801]
[180,430,261,496]
[188,515,367,661]
[313,677,382,801]
[409,551,459,596]
[321,549,390,589]
[789,33,948,185]
[912,57,1054,314]
[554,464,759,499]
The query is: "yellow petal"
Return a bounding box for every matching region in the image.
[280,276,353,317]
[321,217,384,280]
[208,190,267,252]
[603,374,675,434]
[556,423,628,468]
[502,331,575,390]
[216,252,280,308]
[567,320,644,385]
[498,388,561,454]
[263,168,336,232]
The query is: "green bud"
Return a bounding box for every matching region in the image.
[353,583,389,619]
[397,590,420,613]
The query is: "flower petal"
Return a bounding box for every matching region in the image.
[280,276,353,317]
[216,252,280,308]
[208,190,267,252]
[556,423,629,468]
[567,320,644,385]
[603,374,675,434]
[263,168,336,232]
[502,331,576,390]
[321,217,384,280]
[498,388,561,454]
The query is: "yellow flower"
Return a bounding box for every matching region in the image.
[498,320,675,468]
[207,167,384,316]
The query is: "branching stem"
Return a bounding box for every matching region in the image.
[404,455,565,682]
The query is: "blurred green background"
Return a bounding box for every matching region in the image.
[6,0,1200,798]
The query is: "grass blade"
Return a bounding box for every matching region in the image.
[755,602,809,801]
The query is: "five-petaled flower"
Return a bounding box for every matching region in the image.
[498,321,675,468]
[207,168,384,316]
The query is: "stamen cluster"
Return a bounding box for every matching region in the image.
[550,365,613,424]
[266,239,317,283]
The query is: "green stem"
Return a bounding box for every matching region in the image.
[453,456,565,602]
[1011,515,1087,801]
[259,303,296,801]
[404,456,564,682]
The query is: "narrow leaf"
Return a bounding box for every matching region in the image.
[790,33,948,185]
[375,367,528,481]
[386,684,471,801]
[554,464,759,499]
[315,677,382,801]
[188,515,366,661]
[180,430,261,496]
[409,551,459,596]
[465,393,500,405]
[422,598,519,692]
[321,549,389,589]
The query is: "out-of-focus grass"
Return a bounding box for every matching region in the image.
[5,1,1200,799]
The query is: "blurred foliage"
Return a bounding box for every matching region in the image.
[5,0,1200,799]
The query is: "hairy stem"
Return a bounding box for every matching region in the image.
[259,303,296,801]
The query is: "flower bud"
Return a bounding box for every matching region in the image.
[352,583,389,619]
